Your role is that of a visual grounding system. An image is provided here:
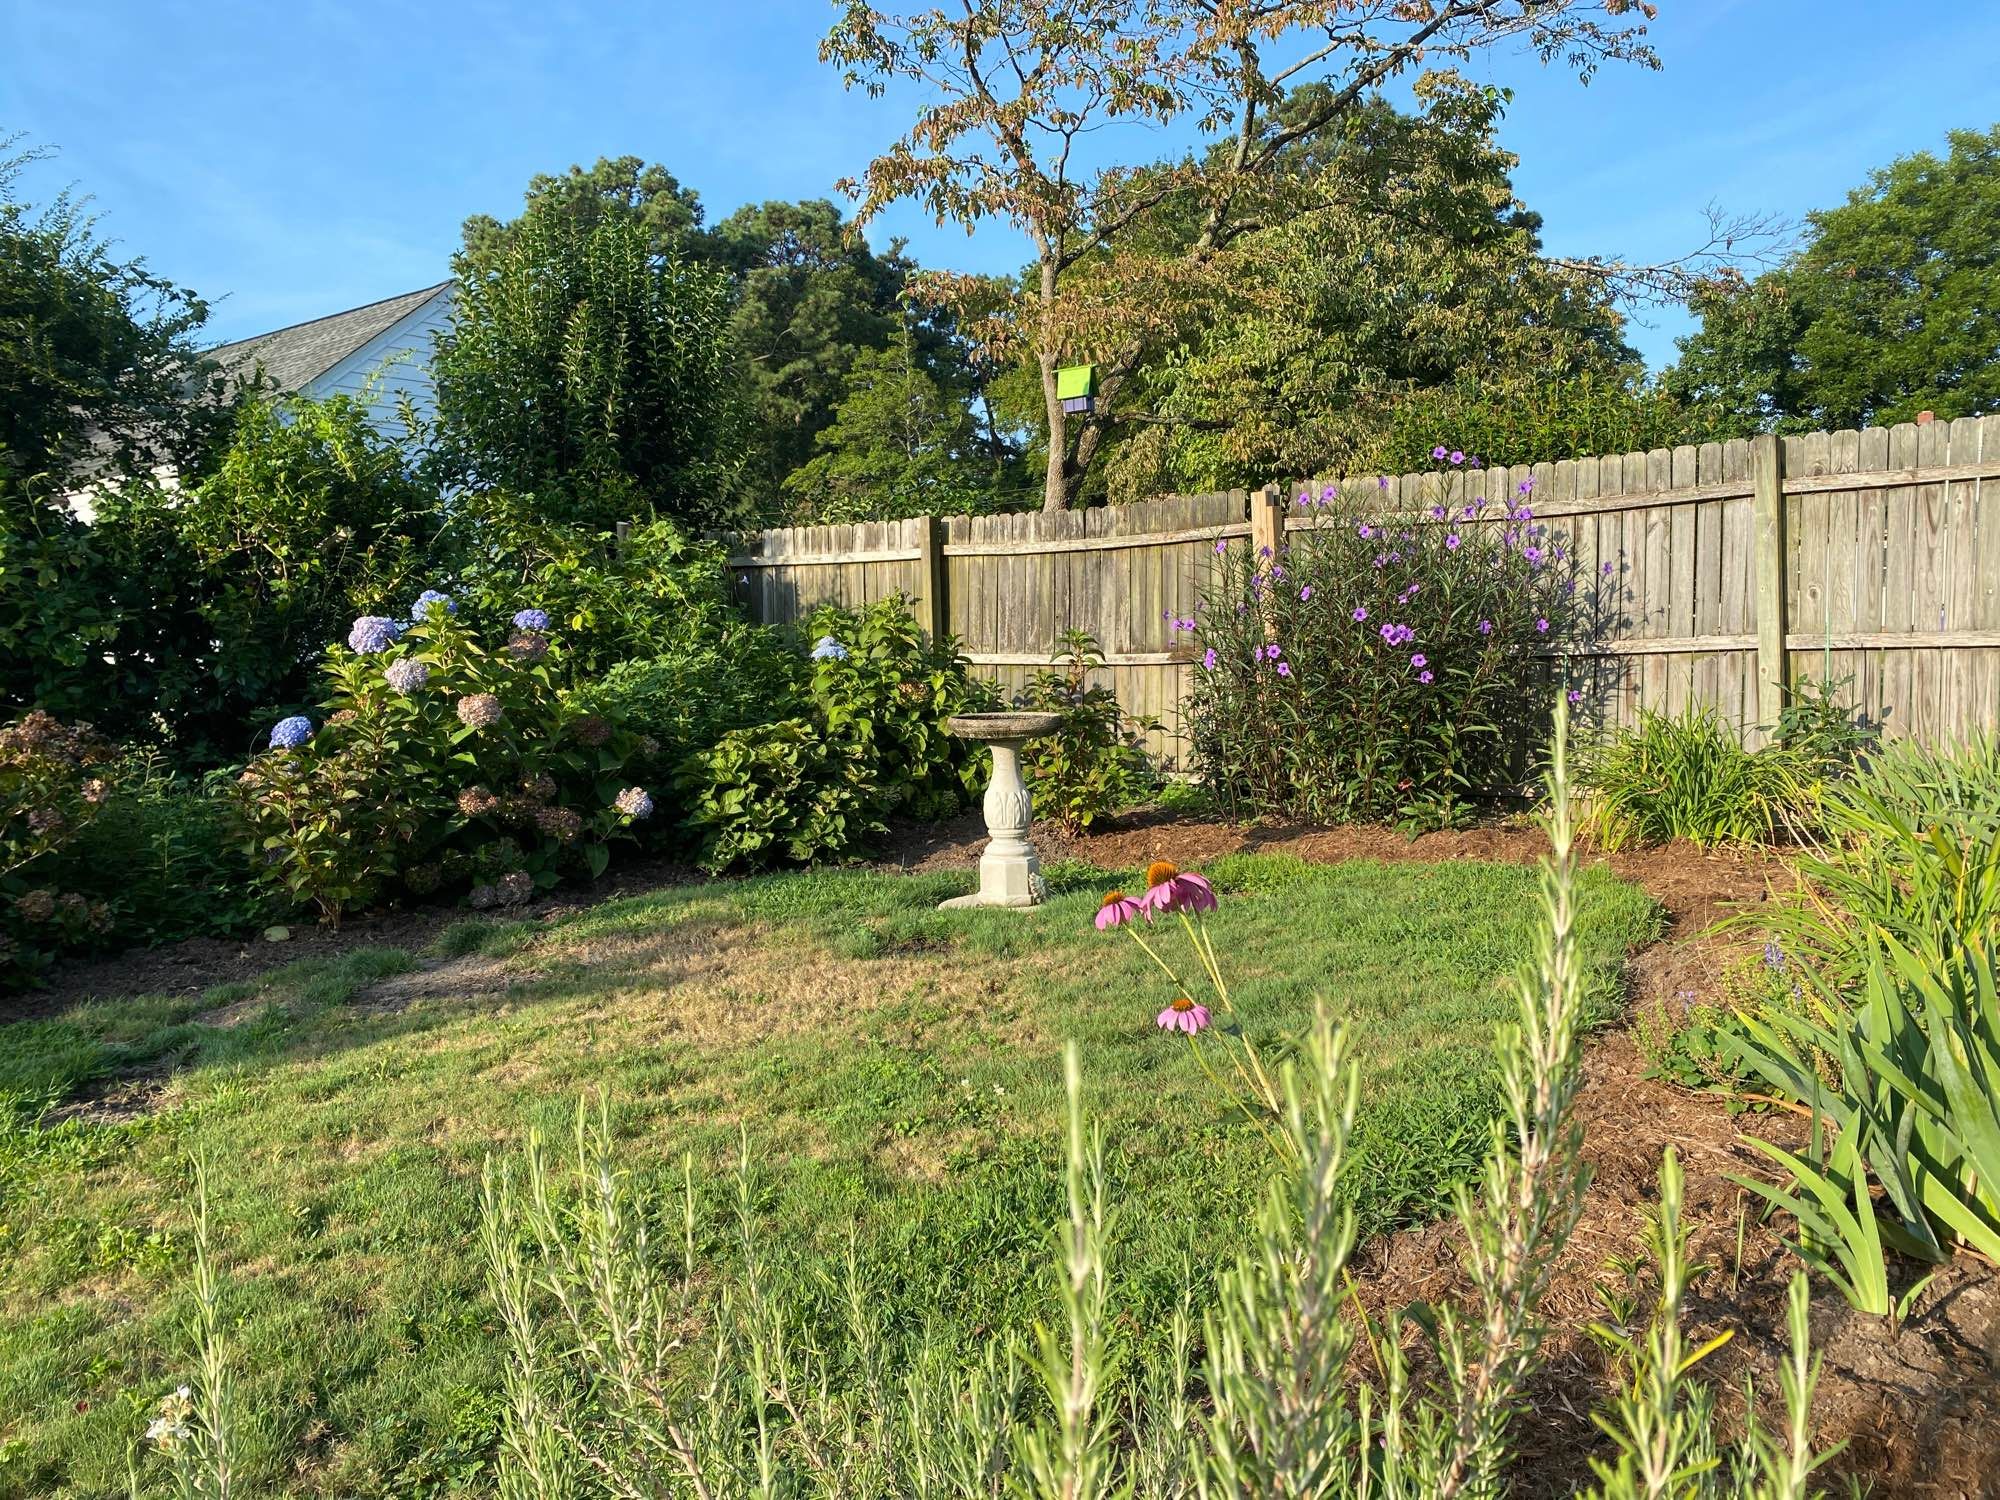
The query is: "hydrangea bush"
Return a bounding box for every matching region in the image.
[1,711,116,982]
[1185,452,1586,827]
[677,596,994,871]
[235,590,653,922]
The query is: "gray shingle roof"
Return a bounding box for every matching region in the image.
[205,282,451,393]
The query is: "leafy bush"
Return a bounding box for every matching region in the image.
[1186,462,1581,827]
[1017,629,1156,833]
[1753,733,2000,984]
[672,596,993,871]
[677,719,882,871]
[60,751,278,944]
[1583,705,1823,849]
[441,498,742,680]
[234,593,654,923]
[1,711,115,983]
[583,626,807,772]
[1375,372,1718,474]
[804,597,994,820]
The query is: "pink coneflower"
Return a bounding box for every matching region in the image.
[1140,860,1218,915]
[1157,996,1212,1035]
[1095,890,1145,930]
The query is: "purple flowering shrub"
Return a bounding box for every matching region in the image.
[236,595,653,922]
[1,711,117,981]
[1185,457,1585,826]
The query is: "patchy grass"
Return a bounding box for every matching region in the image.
[0,856,1660,1497]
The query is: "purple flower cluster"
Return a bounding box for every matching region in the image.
[1378,622,1415,647]
[347,615,403,654]
[512,608,550,632]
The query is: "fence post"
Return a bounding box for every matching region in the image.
[1249,482,1284,562]
[1750,433,1789,738]
[914,513,948,644]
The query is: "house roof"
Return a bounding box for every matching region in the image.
[205,282,452,393]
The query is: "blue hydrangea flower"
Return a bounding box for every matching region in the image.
[614,787,655,820]
[811,635,849,660]
[269,715,313,750]
[347,615,403,654]
[411,589,457,622]
[512,608,550,632]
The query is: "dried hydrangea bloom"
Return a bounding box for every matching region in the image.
[457,785,500,818]
[14,889,56,922]
[507,631,549,662]
[384,658,430,694]
[519,772,556,802]
[533,805,584,842]
[456,694,504,730]
[568,714,611,746]
[497,871,535,904]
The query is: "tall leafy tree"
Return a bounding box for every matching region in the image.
[1095,83,1652,494]
[780,326,1003,523]
[1665,125,2000,431]
[823,0,1663,511]
[432,202,737,529]
[459,154,707,263]
[0,138,230,488]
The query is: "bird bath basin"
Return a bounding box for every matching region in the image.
[940,711,1064,910]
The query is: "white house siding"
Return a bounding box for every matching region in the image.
[302,285,455,441]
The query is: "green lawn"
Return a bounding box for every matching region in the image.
[0,855,1660,1497]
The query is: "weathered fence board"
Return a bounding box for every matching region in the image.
[727,421,2000,766]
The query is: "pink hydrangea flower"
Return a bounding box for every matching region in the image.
[1157,996,1212,1035]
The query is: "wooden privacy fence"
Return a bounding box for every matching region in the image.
[726,417,2000,766]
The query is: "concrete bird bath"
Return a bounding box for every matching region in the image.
[940,711,1064,910]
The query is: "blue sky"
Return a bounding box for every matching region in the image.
[5,1,1997,369]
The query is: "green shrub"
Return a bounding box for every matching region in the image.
[804,597,995,821]
[1186,458,1582,828]
[59,750,277,945]
[584,627,807,771]
[234,594,654,923]
[1017,630,1156,834]
[442,498,743,680]
[1582,705,1821,849]
[677,718,883,871]
[672,596,994,871]
[1755,733,2000,983]
[0,711,116,984]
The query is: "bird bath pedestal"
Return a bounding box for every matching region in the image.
[940,711,1064,910]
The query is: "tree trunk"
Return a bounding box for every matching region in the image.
[1039,348,1068,513]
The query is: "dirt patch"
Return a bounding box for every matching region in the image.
[525,915,1015,1050]
[358,953,539,1013]
[1352,1031,2000,1498]
[48,1071,172,1126]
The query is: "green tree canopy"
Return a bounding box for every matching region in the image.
[0,139,230,489]
[431,201,738,530]
[1665,125,2000,431]
[780,329,999,524]
[459,154,706,264]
